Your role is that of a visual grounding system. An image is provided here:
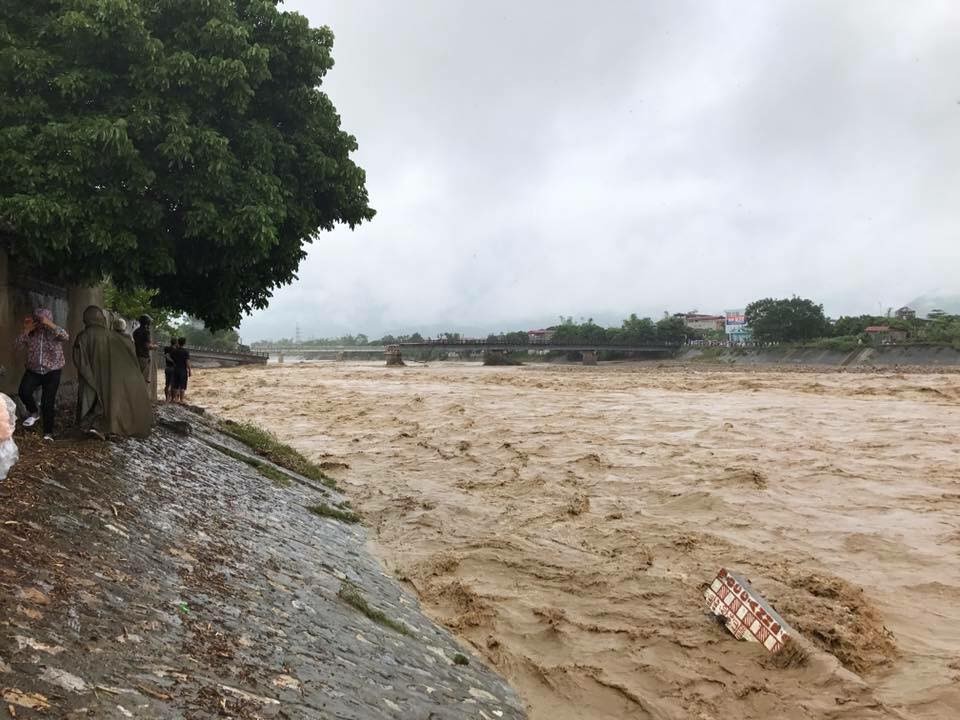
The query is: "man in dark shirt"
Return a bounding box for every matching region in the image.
[132,314,156,385]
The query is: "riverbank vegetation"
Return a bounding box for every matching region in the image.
[308,502,360,524]
[219,420,337,490]
[337,582,409,636]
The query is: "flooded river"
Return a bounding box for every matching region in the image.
[191,362,960,720]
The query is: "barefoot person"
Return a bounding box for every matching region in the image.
[170,337,191,403]
[73,306,153,438]
[14,309,69,441]
[162,337,177,402]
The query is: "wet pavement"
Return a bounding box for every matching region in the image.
[0,405,526,719]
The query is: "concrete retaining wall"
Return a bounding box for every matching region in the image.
[683,344,960,367]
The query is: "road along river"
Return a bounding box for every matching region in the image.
[191,362,960,720]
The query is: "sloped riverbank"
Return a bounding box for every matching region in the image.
[0,405,525,719]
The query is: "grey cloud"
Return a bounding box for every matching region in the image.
[239,0,960,342]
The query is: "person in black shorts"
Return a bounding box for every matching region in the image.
[162,337,177,402]
[171,337,191,403]
[132,315,156,385]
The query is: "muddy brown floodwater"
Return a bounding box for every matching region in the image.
[192,362,960,720]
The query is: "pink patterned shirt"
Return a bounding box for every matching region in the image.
[15,324,70,375]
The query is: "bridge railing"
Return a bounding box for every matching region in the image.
[184,345,269,358]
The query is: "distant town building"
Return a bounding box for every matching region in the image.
[680,313,726,332]
[865,326,907,344]
[895,306,916,321]
[527,328,556,344]
[724,309,752,344]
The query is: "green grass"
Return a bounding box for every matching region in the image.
[219,420,338,489]
[212,442,293,488]
[307,502,359,524]
[254,463,293,487]
[337,581,409,635]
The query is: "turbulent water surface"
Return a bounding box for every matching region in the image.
[192,362,960,720]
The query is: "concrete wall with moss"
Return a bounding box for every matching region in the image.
[0,251,104,411]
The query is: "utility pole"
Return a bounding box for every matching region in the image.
[295,324,302,345]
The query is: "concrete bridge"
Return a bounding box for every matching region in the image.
[258,341,679,366]
[395,341,679,365]
[186,347,269,368]
[262,346,387,362]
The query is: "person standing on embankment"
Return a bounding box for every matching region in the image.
[170,337,191,404]
[132,314,157,387]
[163,337,176,403]
[15,308,69,442]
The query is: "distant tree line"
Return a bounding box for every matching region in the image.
[250,314,703,349]
[232,299,960,352]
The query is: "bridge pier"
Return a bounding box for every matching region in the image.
[581,350,598,366]
[482,349,506,366]
[385,345,405,366]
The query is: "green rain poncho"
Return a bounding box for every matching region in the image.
[73,306,153,437]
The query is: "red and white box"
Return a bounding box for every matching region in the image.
[704,568,794,652]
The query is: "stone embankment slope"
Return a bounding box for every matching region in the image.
[0,406,525,719]
[682,344,960,368]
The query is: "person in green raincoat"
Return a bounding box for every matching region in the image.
[73,306,153,438]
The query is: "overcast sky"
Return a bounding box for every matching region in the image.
[240,0,959,342]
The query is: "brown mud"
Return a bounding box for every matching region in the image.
[192,362,960,719]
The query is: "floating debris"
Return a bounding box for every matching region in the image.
[704,568,794,653]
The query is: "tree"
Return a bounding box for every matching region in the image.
[655,315,697,342]
[832,315,878,337]
[620,313,657,343]
[103,281,179,334]
[0,0,374,328]
[923,314,960,345]
[745,297,830,343]
[172,318,242,351]
[552,319,609,345]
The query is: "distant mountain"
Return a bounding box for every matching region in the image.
[905,294,960,317]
